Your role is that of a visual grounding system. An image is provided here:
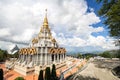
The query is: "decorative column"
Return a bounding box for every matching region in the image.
[44,54,47,65]
[47,54,49,65]
[63,54,65,60]
[40,48,43,65]
[45,47,48,65]
[62,54,64,60]
[34,54,36,65]
[60,54,62,62]
[32,54,35,65]
[21,55,23,62]
[50,54,52,64]
[36,49,39,65]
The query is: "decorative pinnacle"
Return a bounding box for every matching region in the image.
[45,9,47,14]
[43,9,48,26]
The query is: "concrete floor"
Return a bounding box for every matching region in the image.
[74,62,120,80]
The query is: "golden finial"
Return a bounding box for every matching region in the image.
[43,9,48,26]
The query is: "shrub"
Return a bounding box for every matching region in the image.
[0,68,4,80]
[38,70,43,80]
[45,67,51,80]
[14,77,24,80]
[51,64,58,80]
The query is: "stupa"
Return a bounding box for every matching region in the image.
[13,10,66,75]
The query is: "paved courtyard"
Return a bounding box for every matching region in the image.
[73,59,120,80]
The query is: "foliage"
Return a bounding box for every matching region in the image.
[38,70,43,80]
[96,0,120,38]
[77,53,83,58]
[82,53,97,59]
[45,67,51,80]
[96,0,120,55]
[97,0,120,55]
[115,50,120,58]
[14,77,24,80]
[0,49,8,62]
[0,48,19,62]
[51,64,58,80]
[0,68,4,80]
[99,51,111,58]
[86,55,91,60]
[99,50,120,58]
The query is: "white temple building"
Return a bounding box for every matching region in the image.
[7,10,66,75]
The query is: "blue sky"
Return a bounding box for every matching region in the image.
[86,0,109,37]
[0,0,118,53]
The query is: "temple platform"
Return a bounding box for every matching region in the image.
[14,65,34,76]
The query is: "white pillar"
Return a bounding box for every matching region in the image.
[40,48,43,65]
[59,54,60,62]
[46,48,48,65]
[34,55,36,65]
[60,54,62,62]
[45,54,47,65]
[63,54,65,60]
[49,54,52,64]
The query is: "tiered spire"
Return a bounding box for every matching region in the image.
[38,9,52,40]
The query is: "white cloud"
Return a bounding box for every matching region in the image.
[0,28,11,37]
[0,0,117,52]
[12,28,36,42]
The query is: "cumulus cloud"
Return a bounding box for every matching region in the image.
[0,28,11,37]
[0,0,117,52]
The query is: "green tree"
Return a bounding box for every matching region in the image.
[51,64,58,80]
[0,49,9,61]
[45,67,51,80]
[96,0,120,37]
[96,0,120,57]
[0,68,4,80]
[77,53,82,58]
[38,70,44,80]
[99,51,111,58]
[14,77,24,80]
[86,55,91,60]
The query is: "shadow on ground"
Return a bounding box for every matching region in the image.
[112,66,120,78]
[66,74,99,80]
[75,75,99,80]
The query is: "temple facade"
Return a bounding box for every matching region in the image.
[13,10,66,75]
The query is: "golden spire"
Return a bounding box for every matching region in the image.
[43,9,48,26]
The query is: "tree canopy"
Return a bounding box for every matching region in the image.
[0,49,8,62]
[51,64,58,80]
[0,68,4,80]
[96,0,120,38]
[99,51,111,58]
[14,77,24,80]
[38,70,43,80]
[45,67,51,80]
